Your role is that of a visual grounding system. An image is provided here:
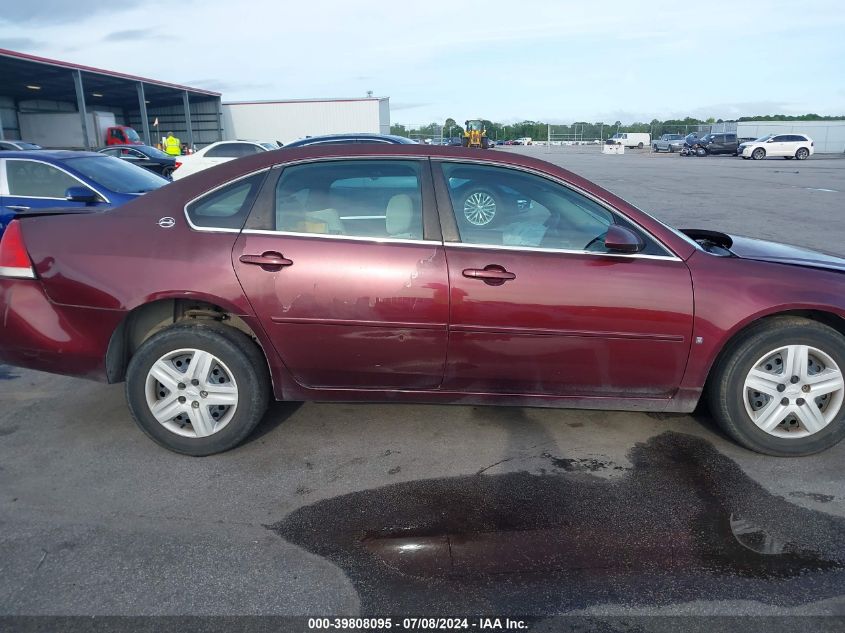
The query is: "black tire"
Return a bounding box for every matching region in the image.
[708,317,845,456]
[637,142,644,149]
[161,166,175,179]
[796,147,810,160]
[652,144,658,152]
[696,147,707,157]
[752,147,766,160]
[125,323,271,456]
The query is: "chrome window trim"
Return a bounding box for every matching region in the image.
[240,228,438,246]
[182,167,271,232]
[2,157,111,203]
[445,241,681,261]
[433,157,680,259]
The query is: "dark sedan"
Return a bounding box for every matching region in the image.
[283,133,417,148]
[2,146,845,457]
[98,144,178,178]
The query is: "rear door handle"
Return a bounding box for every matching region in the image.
[6,206,30,212]
[239,252,293,270]
[462,265,516,285]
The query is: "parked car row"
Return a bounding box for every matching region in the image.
[673,132,815,160]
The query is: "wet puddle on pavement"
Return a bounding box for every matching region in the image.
[268,432,845,613]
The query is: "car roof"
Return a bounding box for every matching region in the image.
[0,149,104,160]
[99,144,160,152]
[284,133,417,147]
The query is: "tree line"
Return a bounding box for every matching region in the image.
[391,114,844,141]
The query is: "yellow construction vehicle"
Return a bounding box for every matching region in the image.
[462,119,489,149]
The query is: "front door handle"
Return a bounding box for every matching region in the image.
[239,252,293,271]
[7,205,30,212]
[462,265,516,286]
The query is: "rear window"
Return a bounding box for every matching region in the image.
[205,143,264,158]
[64,155,167,194]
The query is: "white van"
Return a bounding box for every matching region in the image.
[608,132,651,148]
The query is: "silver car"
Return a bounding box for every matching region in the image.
[652,134,686,153]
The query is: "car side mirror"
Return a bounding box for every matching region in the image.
[604,225,644,254]
[65,186,99,204]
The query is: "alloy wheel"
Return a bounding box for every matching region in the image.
[463,191,497,226]
[743,344,844,438]
[145,348,239,438]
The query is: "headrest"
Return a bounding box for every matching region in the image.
[386,194,414,236]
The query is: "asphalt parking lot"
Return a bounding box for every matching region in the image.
[2,147,845,625]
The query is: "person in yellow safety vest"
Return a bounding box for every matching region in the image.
[164,132,182,156]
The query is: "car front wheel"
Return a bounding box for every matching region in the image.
[752,148,766,160]
[708,317,845,456]
[125,323,270,455]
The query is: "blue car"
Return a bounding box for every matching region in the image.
[0,150,168,236]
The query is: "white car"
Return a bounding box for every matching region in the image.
[739,134,814,160]
[171,140,279,180]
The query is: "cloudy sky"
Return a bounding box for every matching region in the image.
[2,0,844,125]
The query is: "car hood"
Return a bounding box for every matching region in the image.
[681,229,845,273]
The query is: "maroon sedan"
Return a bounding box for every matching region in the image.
[2,145,845,456]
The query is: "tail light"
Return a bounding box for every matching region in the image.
[0,220,36,279]
[174,161,182,170]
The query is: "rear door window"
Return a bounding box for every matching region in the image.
[6,159,80,198]
[273,160,424,240]
[205,143,261,158]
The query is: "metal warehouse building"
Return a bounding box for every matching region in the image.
[714,119,845,154]
[0,48,223,148]
[222,97,390,145]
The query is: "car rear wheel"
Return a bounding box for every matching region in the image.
[126,323,270,456]
[461,188,500,227]
[752,148,766,160]
[796,147,810,160]
[652,145,658,152]
[708,317,845,456]
[161,166,174,178]
[638,142,644,149]
[696,147,707,157]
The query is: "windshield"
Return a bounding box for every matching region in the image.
[139,145,171,159]
[124,128,141,142]
[754,134,775,142]
[17,141,43,150]
[259,142,279,150]
[466,121,484,131]
[65,155,167,194]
